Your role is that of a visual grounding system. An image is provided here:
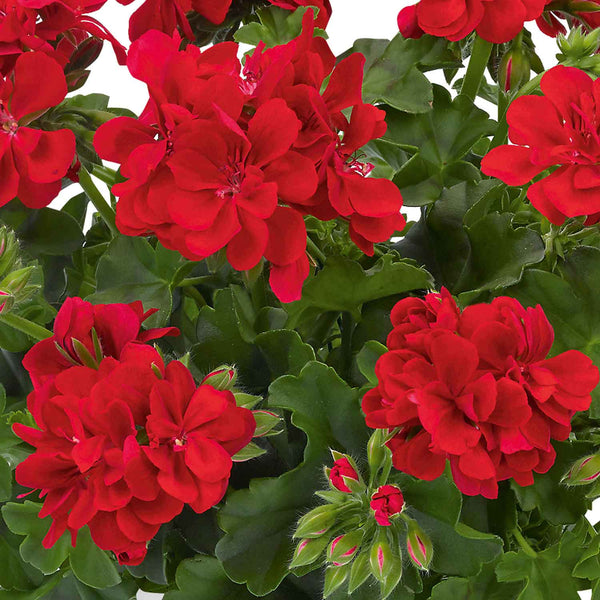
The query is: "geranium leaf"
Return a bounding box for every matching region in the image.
[87,237,183,328]
[1,501,70,575]
[215,362,369,595]
[0,455,11,501]
[69,527,120,589]
[285,255,433,327]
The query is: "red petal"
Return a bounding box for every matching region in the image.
[481,145,542,186]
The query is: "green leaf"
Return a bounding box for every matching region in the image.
[398,476,503,576]
[508,246,600,415]
[356,340,387,385]
[69,527,120,589]
[395,181,544,297]
[0,455,11,501]
[0,525,45,591]
[285,255,433,327]
[87,237,184,328]
[496,522,588,600]
[510,440,593,525]
[1,501,70,575]
[192,289,315,393]
[382,86,495,206]
[0,205,84,257]
[430,562,522,600]
[234,5,324,47]
[360,36,460,114]
[215,362,369,595]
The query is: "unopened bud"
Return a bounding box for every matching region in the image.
[252,410,282,437]
[369,530,401,582]
[348,552,371,594]
[289,537,329,568]
[201,365,237,390]
[367,429,389,474]
[323,564,350,598]
[563,454,600,486]
[0,290,13,314]
[2,266,34,295]
[294,505,337,539]
[406,519,433,570]
[499,49,530,92]
[0,228,19,276]
[327,530,363,566]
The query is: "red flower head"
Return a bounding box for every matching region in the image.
[536,0,600,37]
[144,360,256,513]
[14,345,179,564]
[0,52,75,209]
[329,457,359,493]
[370,484,404,526]
[398,0,547,43]
[362,290,599,499]
[22,297,179,388]
[482,66,600,226]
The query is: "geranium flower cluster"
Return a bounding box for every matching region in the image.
[482,66,600,226]
[13,298,256,564]
[94,11,405,302]
[0,0,126,77]
[0,52,76,209]
[397,0,548,43]
[121,0,332,42]
[362,289,599,499]
[536,0,600,36]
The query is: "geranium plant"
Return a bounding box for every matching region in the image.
[2,0,600,598]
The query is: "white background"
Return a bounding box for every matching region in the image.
[63,1,596,597]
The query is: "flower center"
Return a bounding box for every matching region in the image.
[0,102,17,135]
[217,162,244,198]
[341,150,374,177]
[172,433,187,451]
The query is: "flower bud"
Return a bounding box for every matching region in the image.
[329,455,361,493]
[370,485,404,526]
[369,530,401,582]
[498,49,530,93]
[0,290,13,314]
[289,537,329,568]
[406,519,433,570]
[1,266,34,295]
[252,410,282,437]
[563,454,600,486]
[323,564,350,598]
[201,365,237,390]
[348,552,371,594]
[327,530,363,566]
[294,505,338,539]
[0,228,19,277]
[367,429,390,474]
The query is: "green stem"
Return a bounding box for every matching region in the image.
[306,236,327,265]
[512,528,538,558]
[183,286,207,307]
[0,314,52,341]
[92,164,117,186]
[178,276,215,287]
[78,167,118,236]
[460,36,493,102]
[340,312,354,380]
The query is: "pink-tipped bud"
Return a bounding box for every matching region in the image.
[327,531,362,566]
[290,537,329,568]
[406,519,433,570]
[252,410,281,437]
[329,456,360,493]
[0,290,13,314]
[498,49,530,93]
[369,531,401,582]
[294,504,337,539]
[370,485,404,526]
[201,365,237,390]
[563,454,600,486]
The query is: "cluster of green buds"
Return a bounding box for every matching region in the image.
[290,430,433,599]
[563,453,600,499]
[201,365,283,462]
[0,227,41,315]
[557,25,600,75]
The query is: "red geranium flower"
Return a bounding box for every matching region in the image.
[370,484,404,526]
[397,0,547,43]
[536,0,600,37]
[362,290,599,499]
[482,66,600,226]
[23,297,179,388]
[144,360,256,513]
[268,0,331,28]
[0,52,75,208]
